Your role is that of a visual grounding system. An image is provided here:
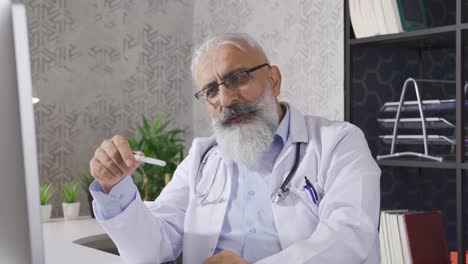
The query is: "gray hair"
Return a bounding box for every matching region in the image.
[191,33,270,78]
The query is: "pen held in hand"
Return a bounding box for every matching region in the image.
[133,151,166,167]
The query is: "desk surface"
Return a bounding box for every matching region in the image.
[42,216,123,264]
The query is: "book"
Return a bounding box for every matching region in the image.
[360,0,379,37]
[350,0,427,38]
[379,210,448,264]
[450,250,468,264]
[349,0,366,38]
[382,0,404,34]
[396,0,428,31]
[380,210,408,263]
[399,213,413,263]
[389,212,405,263]
[402,211,448,263]
[379,211,389,264]
[370,0,388,35]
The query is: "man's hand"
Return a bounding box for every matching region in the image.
[89,135,140,193]
[203,249,249,264]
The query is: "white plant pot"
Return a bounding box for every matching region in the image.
[62,202,80,220]
[40,204,52,222]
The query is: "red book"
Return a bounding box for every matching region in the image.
[400,211,449,264]
[450,251,468,264]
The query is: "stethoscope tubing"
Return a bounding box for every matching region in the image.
[279,142,301,192]
[194,142,303,205]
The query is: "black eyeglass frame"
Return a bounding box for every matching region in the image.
[194,63,271,100]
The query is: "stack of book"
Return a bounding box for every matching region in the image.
[379,210,449,264]
[349,0,428,38]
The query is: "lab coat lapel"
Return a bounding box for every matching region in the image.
[183,141,233,264]
[271,104,309,249]
[270,103,309,194]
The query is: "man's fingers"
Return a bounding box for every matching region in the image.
[94,148,123,177]
[101,139,129,173]
[90,135,140,193]
[112,135,135,167]
[90,159,114,183]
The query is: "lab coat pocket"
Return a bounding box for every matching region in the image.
[290,188,320,235]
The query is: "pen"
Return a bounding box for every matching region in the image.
[304,176,318,204]
[133,151,166,167]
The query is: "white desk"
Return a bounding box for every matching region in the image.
[42,216,123,264]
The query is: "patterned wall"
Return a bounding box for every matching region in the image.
[192,0,344,136]
[27,0,344,217]
[27,0,194,217]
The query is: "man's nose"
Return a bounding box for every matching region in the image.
[218,84,238,107]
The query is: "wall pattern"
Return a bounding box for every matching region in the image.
[27,0,344,217]
[27,0,194,217]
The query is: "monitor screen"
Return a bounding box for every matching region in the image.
[0,0,44,263]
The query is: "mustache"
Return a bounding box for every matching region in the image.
[217,103,259,126]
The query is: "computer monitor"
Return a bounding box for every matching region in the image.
[0,0,44,263]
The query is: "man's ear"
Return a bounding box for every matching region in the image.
[269,66,282,97]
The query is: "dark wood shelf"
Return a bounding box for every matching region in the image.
[345,0,466,262]
[349,25,456,46]
[376,158,457,169]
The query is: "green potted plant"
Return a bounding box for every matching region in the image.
[80,169,95,218]
[40,183,54,221]
[128,113,185,201]
[61,183,80,220]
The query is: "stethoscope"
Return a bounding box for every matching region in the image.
[194,142,302,206]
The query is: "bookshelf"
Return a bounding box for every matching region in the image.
[344,0,465,263]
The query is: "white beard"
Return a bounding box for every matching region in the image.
[212,89,279,166]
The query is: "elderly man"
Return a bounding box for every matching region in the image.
[89,33,381,264]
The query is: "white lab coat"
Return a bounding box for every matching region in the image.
[93,104,381,264]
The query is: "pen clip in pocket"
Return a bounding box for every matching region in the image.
[304,176,319,205]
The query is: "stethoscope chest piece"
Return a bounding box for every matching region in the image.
[271,188,289,203]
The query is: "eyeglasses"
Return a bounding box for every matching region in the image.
[194,63,271,104]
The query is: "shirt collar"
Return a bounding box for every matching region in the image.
[274,103,290,144]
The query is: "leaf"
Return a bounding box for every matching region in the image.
[154,120,171,134]
[152,113,163,132]
[142,115,151,132]
[40,183,54,205]
[62,183,78,203]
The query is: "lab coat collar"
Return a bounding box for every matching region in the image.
[282,102,308,144]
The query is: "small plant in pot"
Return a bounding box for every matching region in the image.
[40,183,54,222]
[61,183,80,220]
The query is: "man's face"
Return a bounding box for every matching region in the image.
[193,43,283,165]
[194,44,280,122]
